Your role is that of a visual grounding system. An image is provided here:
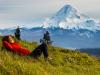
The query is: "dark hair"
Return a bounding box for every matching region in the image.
[2,35,14,42]
[2,36,9,42]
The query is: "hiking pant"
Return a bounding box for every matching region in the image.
[29,43,48,59]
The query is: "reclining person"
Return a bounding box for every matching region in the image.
[2,35,48,59]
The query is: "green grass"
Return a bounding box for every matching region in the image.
[0,37,100,75]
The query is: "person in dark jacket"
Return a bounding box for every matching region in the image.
[15,26,21,40]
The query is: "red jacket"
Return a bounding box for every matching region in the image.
[3,41,31,55]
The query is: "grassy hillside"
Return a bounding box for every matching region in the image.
[0,37,100,75]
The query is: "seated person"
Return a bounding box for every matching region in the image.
[2,35,48,59]
[2,35,31,55]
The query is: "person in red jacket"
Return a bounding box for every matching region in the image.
[2,35,31,55]
[2,35,48,59]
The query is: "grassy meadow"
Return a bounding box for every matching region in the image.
[0,37,100,75]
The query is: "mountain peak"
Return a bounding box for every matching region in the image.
[55,4,77,18]
[58,4,74,11]
[43,4,100,31]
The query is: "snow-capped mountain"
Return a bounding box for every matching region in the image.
[0,4,100,49]
[43,5,100,31]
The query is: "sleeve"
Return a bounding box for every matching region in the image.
[14,43,21,47]
[20,48,31,55]
[2,41,13,50]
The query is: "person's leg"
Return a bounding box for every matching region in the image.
[29,45,42,58]
[29,43,48,60]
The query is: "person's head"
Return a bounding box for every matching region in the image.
[2,35,15,43]
[8,35,15,43]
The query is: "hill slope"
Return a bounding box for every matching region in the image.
[0,38,100,75]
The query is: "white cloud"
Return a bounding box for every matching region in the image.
[0,0,99,29]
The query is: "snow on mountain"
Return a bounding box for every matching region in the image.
[0,4,100,48]
[43,5,100,31]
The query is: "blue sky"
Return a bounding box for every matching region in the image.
[0,0,100,29]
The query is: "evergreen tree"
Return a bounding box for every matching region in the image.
[15,26,21,40]
[43,31,51,44]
